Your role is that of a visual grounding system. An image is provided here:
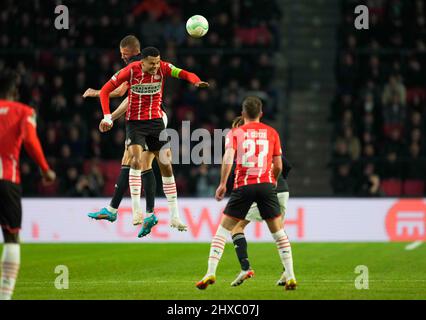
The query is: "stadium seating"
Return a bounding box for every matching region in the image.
[380,179,403,197]
[402,180,425,196]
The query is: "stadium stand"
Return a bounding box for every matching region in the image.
[331,0,426,196]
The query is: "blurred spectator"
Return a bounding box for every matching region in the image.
[331,164,355,196]
[132,0,172,19]
[380,152,403,179]
[355,163,382,197]
[332,0,426,196]
[382,75,407,106]
[403,143,426,180]
[339,127,361,161]
[0,0,283,197]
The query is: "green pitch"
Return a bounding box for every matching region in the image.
[4,242,426,300]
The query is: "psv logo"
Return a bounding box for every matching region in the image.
[131,82,162,95]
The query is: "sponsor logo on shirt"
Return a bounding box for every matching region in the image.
[131,82,162,95]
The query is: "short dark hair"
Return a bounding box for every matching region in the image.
[120,35,140,51]
[0,69,18,99]
[242,96,263,119]
[141,47,160,59]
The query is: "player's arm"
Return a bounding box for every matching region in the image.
[98,98,129,133]
[112,98,129,121]
[216,130,236,201]
[272,130,283,181]
[99,67,130,125]
[282,156,292,179]
[216,148,235,201]
[272,156,283,181]
[83,83,129,99]
[22,111,56,182]
[162,62,209,88]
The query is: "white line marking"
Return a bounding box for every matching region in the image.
[17,279,426,286]
[405,241,423,251]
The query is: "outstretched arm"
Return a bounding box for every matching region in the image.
[83,83,129,99]
[163,62,209,88]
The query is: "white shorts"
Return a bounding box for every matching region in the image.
[244,192,289,222]
[162,113,168,128]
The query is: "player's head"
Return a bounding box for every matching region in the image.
[120,35,141,64]
[232,116,244,128]
[141,47,161,75]
[242,96,263,122]
[0,69,19,100]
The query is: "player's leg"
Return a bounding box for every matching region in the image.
[275,192,296,286]
[87,147,130,222]
[154,148,187,231]
[0,229,20,300]
[127,144,146,226]
[231,200,263,272]
[196,187,253,290]
[258,186,296,290]
[230,199,266,286]
[196,215,239,290]
[0,181,22,300]
[139,151,156,223]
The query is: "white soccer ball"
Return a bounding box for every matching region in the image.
[186,15,209,38]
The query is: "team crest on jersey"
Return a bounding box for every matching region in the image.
[154,75,161,80]
[131,82,162,95]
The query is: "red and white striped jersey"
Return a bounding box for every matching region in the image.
[0,100,49,184]
[101,60,200,121]
[225,121,282,189]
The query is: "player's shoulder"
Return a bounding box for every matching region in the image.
[121,61,140,73]
[127,61,141,69]
[261,122,279,136]
[0,99,33,115]
[160,60,175,69]
[244,121,276,132]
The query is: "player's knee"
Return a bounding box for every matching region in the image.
[2,229,19,244]
[122,157,132,166]
[141,162,152,171]
[161,164,173,177]
[131,157,142,169]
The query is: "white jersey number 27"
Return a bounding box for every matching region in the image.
[242,139,268,168]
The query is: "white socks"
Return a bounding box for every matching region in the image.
[207,225,230,276]
[162,176,180,220]
[107,206,118,214]
[272,229,296,280]
[129,169,142,215]
[0,244,20,300]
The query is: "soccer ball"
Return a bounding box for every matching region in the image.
[186,15,209,38]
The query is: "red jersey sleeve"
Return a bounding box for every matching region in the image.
[225,129,236,150]
[273,129,282,156]
[161,61,201,84]
[100,65,131,115]
[22,108,50,172]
